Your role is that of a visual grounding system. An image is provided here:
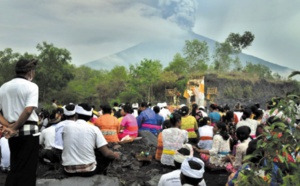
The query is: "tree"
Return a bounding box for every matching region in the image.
[213,31,255,72]
[183,40,209,73]
[96,66,129,104]
[213,42,235,72]
[0,48,20,84]
[35,42,75,101]
[243,62,273,79]
[226,31,255,52]
[129,59,163,102]
[165,53,189,76]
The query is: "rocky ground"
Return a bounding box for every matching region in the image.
[0,131,229,186]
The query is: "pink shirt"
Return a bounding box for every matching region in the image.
[119,114,138,139]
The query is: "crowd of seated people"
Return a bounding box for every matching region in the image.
[0,99,299,186]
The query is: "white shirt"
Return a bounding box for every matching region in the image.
[200,110,208,117]
[62,119,108,166]
[0,137,10,168]
[197,125,213,150]
[234,111,243,123]
[161,128,188,166]
[159,108,171,120]
[54,119,77,150]
[132,109,138,118]
[236,118,259,136]
[39,125,56,150]
[158,170,206,186]
[0,78,38,122]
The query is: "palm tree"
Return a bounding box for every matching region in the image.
[288,71,300,78]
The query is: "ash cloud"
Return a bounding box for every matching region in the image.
[158,0,198,30]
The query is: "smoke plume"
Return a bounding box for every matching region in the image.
[158,0,198,30]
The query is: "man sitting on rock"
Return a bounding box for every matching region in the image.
[62,103,120,177]
[180,157,206,186]
[158,144,206,186]
[137,102,160,136]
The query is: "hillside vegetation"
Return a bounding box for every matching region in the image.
[0,34,299,108]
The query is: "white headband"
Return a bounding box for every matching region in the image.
[174,144,194,163]
[181,157,205,179]
[63,105,76,116]
[75,105,93,116]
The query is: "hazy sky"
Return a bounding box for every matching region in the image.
[1,0,299,70]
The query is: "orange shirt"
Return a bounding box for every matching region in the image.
[155,132,163,161]
[94,114,120,142]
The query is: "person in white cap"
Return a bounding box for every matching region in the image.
[180,157,206,186]
[159,102,171,120]
[158,144,206,186]
[62,103,120,177]
[51,104,77,161]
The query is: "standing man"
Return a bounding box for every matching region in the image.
[0,59,39,186]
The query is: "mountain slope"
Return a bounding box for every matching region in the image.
[84,31,293,76]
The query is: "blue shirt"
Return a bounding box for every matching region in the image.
[209,112,221,123]
[155,114,164,127]
[137,108,158,135]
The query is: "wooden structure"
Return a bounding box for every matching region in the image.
[206,87,218,102]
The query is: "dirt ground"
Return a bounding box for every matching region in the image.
[0,134,229,186]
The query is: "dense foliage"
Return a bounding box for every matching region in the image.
[237,94,300,186]
[0,32,296,107]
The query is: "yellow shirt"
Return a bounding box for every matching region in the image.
[181,115,198,139]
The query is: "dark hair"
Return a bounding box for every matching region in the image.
[191,103,198,117]
[122,104,133,114]
[50,108,63,119]
[236,126,251,142]
[15,59,38,75]
[153,106,160,114]
[246,139,263,164]
[174,148,191,169]
[224,104,230,111]
[181,160,203,185]
[140,102,148,108]
[162,119,172,129]
[210,103,217,110]
[218,106,224,112]
[102,104,112,114]
[254,110,263,120]
[224,111,234,123]
[256,124,264,138]
[241,109,251,120]
[250,105,258,114]
[180,106,189,116]
[216,122,230,140]
[113,102,118,107]
[170,112,181,126]
[198,117,209,127]
[255,103,260,109]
